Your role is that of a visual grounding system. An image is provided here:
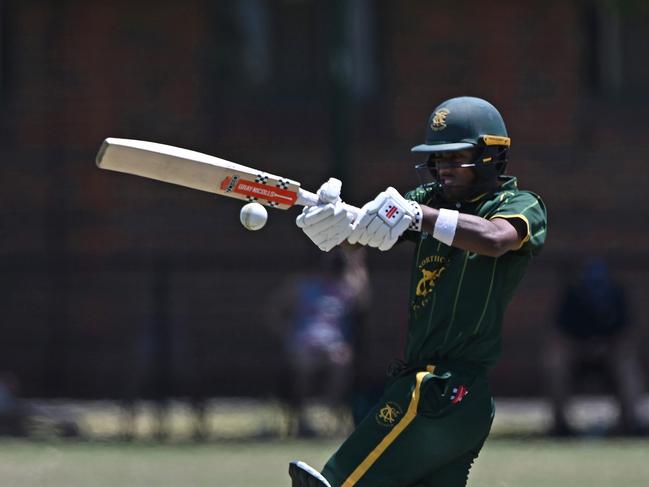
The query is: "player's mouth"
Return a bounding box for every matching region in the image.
[440,177,455,186]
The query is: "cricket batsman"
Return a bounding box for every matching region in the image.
[289,96,547,486]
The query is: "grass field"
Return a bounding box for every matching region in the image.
[3,397,647,486]
[1,437,649,487]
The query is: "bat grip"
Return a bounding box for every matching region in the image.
[297,189,360,220]
[296,189,320,206]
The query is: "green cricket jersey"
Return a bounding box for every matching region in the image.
[403,176,547,368]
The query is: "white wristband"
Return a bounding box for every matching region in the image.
[433,208,459,246]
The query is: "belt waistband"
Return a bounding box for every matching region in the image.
[386,358,487,378]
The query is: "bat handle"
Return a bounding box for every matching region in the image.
[296,189,320,206]
[297,189,360,220]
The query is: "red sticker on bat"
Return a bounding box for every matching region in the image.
[220,176,297,205]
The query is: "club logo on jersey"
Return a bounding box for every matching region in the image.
[450,385,468,404]
[376,401,402,427]
[415,255,449,297]
[430,108,450,131]
[412,255,450,312]
[416,266,447,297]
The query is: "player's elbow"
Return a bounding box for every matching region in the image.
[478,230,515,258]
[475,219,522,257]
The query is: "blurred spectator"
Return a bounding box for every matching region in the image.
[0,372,28,436]
[121,263,207,441]
[545,258,647,436]
[0,371,79,437]
[268,248,370,437]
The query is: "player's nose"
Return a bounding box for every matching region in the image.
[437,166,454,177]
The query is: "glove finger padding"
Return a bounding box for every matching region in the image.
[377,214,412,251]
[303,209,349,235]
[313,217,353,251]
[318,233,347,252]
[347,187,420,249]
[303,207,350,241]
[358,217,386,246]
[360,190,389,217]
[296,177,356,252]
[347,206,374,244]
[297,201,353,252]
[296,203,335,229]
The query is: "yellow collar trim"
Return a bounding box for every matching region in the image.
[465,192,488,203]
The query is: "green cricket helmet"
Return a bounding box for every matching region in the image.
[412,96,511,180]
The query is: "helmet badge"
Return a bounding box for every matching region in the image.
[430,108,450,131]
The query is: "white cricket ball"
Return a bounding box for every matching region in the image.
[239,202,268,231]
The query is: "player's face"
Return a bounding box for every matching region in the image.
[429,150,477,202]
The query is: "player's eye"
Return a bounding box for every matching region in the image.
[434,160,463,169]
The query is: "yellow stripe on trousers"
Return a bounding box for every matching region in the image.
[341,369,431,487]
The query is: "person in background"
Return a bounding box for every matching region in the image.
[269,248,370,437]
[0,372,27,436]
[546,258,647,436]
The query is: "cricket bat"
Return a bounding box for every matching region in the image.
[96,138,354,211]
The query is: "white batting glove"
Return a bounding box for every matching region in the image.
[316,177,342,204]
[296,178,354,252]
[348,187,422,251]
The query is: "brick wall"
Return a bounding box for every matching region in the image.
[0,0,647,397]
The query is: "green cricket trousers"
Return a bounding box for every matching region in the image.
[321,363,494,487]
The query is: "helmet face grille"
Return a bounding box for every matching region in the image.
[413,143,509,202]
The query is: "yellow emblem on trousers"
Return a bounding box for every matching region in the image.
[376,401,402,427]
[430,108,450,131]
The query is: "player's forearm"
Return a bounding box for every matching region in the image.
[420,205,516,257]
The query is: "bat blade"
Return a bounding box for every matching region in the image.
[96,138,314,209]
